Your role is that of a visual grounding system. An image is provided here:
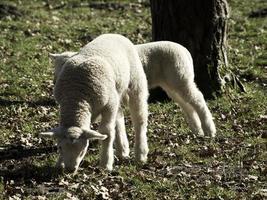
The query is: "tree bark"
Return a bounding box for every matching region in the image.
[150,0,229,100]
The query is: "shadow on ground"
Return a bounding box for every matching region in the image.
[0,98,56,107]
[0,145,57,161]
[0,164,62,183]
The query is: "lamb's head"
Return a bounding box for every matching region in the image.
[49,52,77,83]
[40,126,107,173]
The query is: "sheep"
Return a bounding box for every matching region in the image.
[41,34,149,172]
[136,42,216,137]
[51,41,216,139]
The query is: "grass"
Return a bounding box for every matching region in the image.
[0,0,266,199]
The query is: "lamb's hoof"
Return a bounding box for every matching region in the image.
[135,153,148,163]
[190,127,204,137]
[204,128,216,138]
[210,132,216,138]
[202,120,216,138]
[197,130,205,137]
[135,146,148,163]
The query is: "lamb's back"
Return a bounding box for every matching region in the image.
[136,41,194,86]
[54,56,114,111]
[80,34,142,88]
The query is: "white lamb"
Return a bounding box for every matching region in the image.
[41,34,149,172]
[51,41,216,139]
[136,42,216,137]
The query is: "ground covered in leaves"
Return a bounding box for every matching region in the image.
[0,0,266,199]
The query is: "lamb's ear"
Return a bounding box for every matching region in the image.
[49,53,61,61]
[64,51,78,57]
[82,129,107,140]
[39,127,61,138]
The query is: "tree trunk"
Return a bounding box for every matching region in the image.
[149,0,229,100]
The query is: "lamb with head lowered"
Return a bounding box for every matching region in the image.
[41,34,149,173]
[51,41,216,141]
[136,41,216,137]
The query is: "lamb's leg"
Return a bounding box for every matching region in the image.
[128,91,149,163]
[164,87,204,136]
[115,107,130,159]
[177,82,216,137]
[98,102,118,171]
